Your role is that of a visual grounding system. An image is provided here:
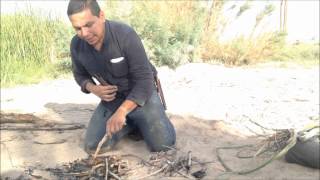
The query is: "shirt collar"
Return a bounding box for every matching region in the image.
[103,20,110,47]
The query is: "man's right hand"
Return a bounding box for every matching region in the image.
[86,82,118,102]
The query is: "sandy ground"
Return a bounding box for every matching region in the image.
[1,62,319,179]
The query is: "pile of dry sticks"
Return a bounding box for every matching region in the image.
[44,148,210,179]
[45,155,126,179]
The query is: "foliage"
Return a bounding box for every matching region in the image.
[104,1,206,68]
[199,2,286,65]
[0,11,73,87]
[2,2,318,87]
[104,1,315,67]
[236,1,251,18]
[271,42,320,64]
[201,31,287,65]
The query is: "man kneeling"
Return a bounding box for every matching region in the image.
[67,0,176,153]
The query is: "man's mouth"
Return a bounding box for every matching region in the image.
[88,39,94,43]
[86,37,95,44]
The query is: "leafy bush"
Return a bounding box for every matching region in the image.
[271,42,320,64]
[201,31,287,65]
[104,1,205,68]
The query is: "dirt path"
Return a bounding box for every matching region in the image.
[1,63,319,179]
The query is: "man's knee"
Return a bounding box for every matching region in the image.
[149,141,175,152]
[84,141,97,154]
[148,133,176,152]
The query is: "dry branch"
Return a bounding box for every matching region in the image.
[1,112,85,131]
[0,123,85,131]
[93,134,110,160]
[105,158,109,180]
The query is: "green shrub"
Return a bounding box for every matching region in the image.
[201,31,287,65]
[104,1,205,68]
[271,42,320,64]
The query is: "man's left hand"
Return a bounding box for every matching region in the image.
[106,107,127,136]
[106,100,137,136]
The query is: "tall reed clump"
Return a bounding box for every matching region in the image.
[1,11,73,87]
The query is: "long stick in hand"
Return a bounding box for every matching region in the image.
[92,74,110,160]
[93,134,110,160]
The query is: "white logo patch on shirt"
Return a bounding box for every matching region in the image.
[110,57,124,63]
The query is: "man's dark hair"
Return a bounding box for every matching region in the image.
[67,0,101,17]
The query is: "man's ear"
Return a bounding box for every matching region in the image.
[99,10,105,20]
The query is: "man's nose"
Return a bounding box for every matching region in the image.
[81,27,89,38]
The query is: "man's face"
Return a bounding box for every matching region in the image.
[69,8,105,46]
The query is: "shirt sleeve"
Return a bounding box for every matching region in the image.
[70,37,96,94]
[123,30,154,106]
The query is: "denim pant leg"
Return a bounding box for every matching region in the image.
[127,90,176,152]
[84,102,133,153]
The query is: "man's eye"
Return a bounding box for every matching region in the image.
[86,22,94,28]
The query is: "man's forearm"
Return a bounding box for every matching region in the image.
[117,100,137,116]
[85,81,96,93]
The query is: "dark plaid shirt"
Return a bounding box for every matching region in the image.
[70,20,156,108]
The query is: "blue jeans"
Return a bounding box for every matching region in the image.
[84,90,176,152]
